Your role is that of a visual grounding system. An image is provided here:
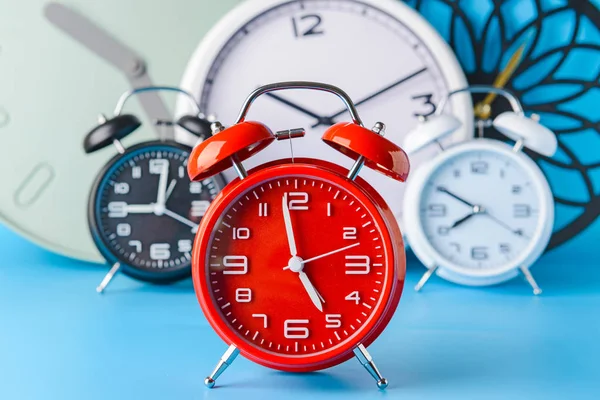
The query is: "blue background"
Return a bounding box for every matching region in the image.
[1,222,598,399]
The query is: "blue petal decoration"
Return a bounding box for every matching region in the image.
[560,128,600,165]
[540,0,569,13]
[452,13,476,72]
[577,15,600,45]
[416,0,454,40]
[554,203,584,231]
[481,15,501,73]
[522,83,585,104]
[590,167,600,196]
[539,159,590,203]
[557,88,600,123]
[530,111,582,131]
[500,0,537,40]
[512,52,563,90]
[531,10,577,59]
[458,0,493,38]
[554,47,600,81]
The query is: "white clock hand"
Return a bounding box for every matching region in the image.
[125,204,156,213]
[162,208,199,233]
[282,193,298,256]
[44,2,174,139]
[165,179,177,202]
[156,163,169,206]
[302,242,360,265]
[282,242,360,270]
[299,271,324,312]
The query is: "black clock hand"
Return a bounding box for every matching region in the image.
[451,212,476,229]
[436,187,477,208]
[265,92,334,126]
[311,67,428,128]
[483,212,530,239]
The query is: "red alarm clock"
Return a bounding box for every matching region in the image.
[188,82,410,389]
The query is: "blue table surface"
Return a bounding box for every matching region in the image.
[0,224,598,400]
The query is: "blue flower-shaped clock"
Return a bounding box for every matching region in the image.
[406,0,600,249]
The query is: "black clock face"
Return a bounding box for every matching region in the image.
[89,141,222,282]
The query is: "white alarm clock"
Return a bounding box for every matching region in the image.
[403,85,557,294]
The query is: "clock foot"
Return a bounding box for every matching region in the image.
[414,265,438,291]
[205,344,240,389]
[353,344,388,390]
[520,266,542,295]
[96,262,121,294]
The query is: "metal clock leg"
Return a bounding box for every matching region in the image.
[353,344,388,389]
[96,262,121,293]
[205,344,240,388]
[519,266,542,295]
[414,265,438,291]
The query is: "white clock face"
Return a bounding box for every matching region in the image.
[418,147,546,274]
[178,0,473,223]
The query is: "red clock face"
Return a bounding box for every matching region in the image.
[193,162,404,371]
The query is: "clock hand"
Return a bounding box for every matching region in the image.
[436,186,477,208]
[282,194,298,257]
[282,242,361,270]
[450,212,476,229]
[162,208,199,233]
[482,210,530,239]
[165,179,177,202]
[156,163,169,206]
[311,67,428,128]
[44,2,174,139]
[298,271,324,312]
[474,40,528,120]
[450,205,485,229]
[125,204,156,214]
[265,92,334,126]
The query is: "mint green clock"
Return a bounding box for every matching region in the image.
[0,1,239,262]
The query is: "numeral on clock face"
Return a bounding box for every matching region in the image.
[345,291,360,304]
[149,159,169,174]
[287,192,309,210]
[345,255,370,275]
[343,227,357,240]
[223,256,248,275]
[292,14,324,38]
[325,314,342,328]
[284,319,310,339]
[235,288,252,303]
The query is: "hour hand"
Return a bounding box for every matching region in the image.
[299,272,324,312]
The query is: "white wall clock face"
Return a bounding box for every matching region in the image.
[177,0,473,225]
[0,0,239,262]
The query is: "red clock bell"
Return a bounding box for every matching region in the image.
[188,82,410,389]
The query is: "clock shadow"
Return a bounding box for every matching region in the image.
[98,277,196,296]
[214,370,357,392]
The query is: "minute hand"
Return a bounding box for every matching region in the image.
[312,67,427,127]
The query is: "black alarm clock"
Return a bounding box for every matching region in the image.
[84,86,225,293]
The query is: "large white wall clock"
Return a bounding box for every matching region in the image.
[176,0,474,226]
[0,0,239,262]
